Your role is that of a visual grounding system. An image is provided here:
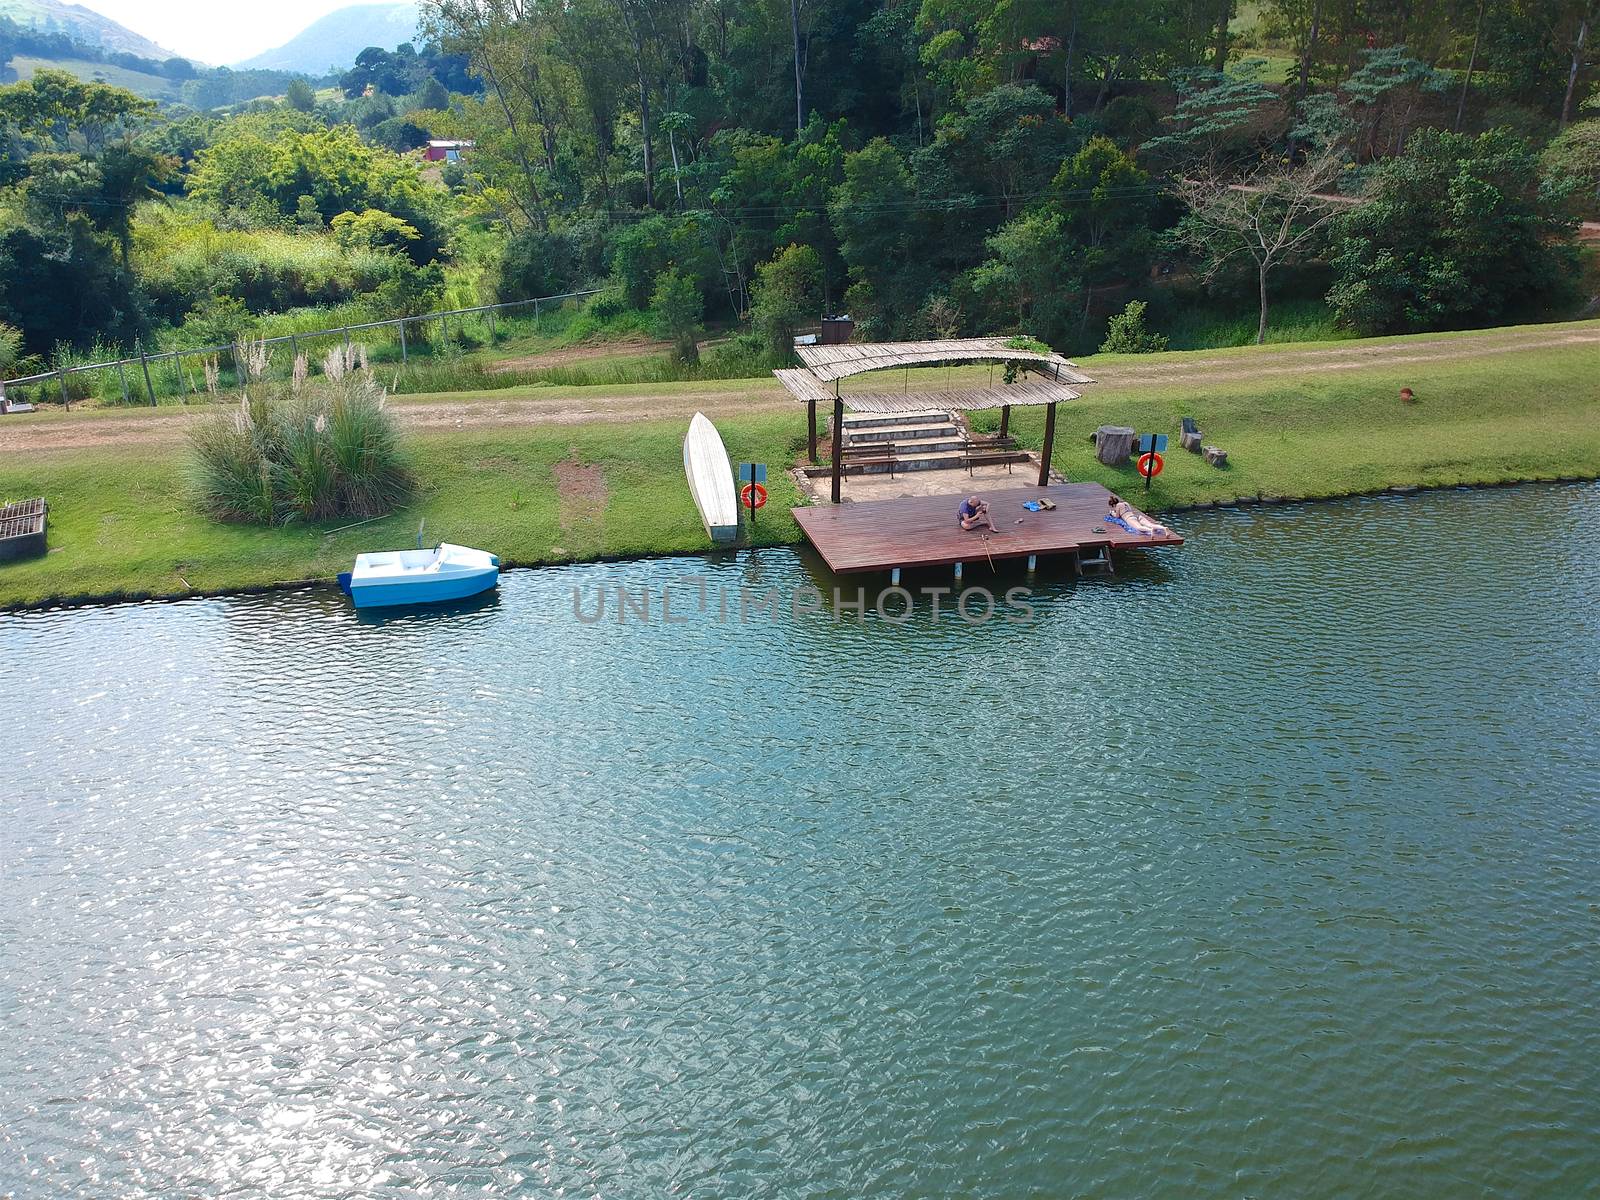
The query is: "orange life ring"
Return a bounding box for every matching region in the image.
[741,482,769,510]
[1137,451,1165,478]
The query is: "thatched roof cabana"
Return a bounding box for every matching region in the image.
[774,337,1095,502]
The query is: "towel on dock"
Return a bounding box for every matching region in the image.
[1107,515,1158,537]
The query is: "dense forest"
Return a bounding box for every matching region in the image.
[1,0,1598,389]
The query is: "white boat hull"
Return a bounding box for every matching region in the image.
[684,411,739,542]
[341,543,499,609]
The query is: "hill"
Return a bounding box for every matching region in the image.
[6,53,180,100]
[234,2,419,75]
[0,0,175,60]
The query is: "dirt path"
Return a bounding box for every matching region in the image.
[4,323,1596,454]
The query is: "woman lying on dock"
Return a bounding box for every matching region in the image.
[1105,494,1170,537]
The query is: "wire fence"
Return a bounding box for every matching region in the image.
[0,288,604,409]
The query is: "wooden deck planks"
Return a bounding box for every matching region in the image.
[791,483,1183,573]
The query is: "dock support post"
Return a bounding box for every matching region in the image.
[999,404,1011,438]
[1027,554,1036,573]
[954,561,963,581]
[1037,400,1057,487]
[890,567,901,585]
[808,398,818,464]
[830,395,844,504]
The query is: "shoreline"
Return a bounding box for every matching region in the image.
[5,474,1593,615]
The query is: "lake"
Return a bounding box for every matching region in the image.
[3,483,1597,1198]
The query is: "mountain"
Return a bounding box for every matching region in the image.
[0,0,177,61]
[233,3,420,75]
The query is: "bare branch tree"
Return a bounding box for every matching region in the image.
[1173,142,1351,343]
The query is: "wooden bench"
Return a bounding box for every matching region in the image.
[964,450,1019,475]
[966,435,1018,451]
[840,442,898,477]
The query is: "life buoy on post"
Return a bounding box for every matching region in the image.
[1137,451,1165,479]
[741,483,768,510]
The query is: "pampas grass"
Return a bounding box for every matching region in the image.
[189,360,414,524]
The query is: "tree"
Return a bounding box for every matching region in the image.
[651,268,703,362]
[1099,300,1167,352]
[1543,115,1600,217]
[1326,127,1579,333]
[750,243,821,359]
[1172,141,1348,343]
[285,78,317,113]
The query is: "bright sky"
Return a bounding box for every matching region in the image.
[72,0,382,66]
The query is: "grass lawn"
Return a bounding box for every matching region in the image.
[978,340,1600,507]
[1,333,1596,608]
[0,414,808,608]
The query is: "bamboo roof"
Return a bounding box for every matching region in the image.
[839,381,1080,413]
[794,337,1094,384]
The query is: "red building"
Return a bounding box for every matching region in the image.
[424,140,474,163]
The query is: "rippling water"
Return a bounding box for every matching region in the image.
[3,484,1598,1199]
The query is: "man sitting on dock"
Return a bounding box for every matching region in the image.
[958,495,999,533]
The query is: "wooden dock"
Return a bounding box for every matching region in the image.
[791,483,1182,574]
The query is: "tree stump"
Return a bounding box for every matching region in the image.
[1203,445,1228,468]
[1180,430,1203,453]
[1093,425,1136,466]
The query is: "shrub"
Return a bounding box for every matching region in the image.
[751,244,822,361]
[1098,301,1168,353]
[189,349,414,524]
[650,269,703,363]
[0,321,21,376]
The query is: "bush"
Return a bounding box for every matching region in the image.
[498,226,586,301]
[1098,301,1168,353]
[650,269,703,363]
[189,349,414,524]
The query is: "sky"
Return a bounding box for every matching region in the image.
[71,0,388,66]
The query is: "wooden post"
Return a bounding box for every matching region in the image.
[138,344,156,405]
[807,398,818,464]
[488,308,497,339]
[1037,401,1057,487]
[343,326,352,354]
[118,359,129,404]
[830,395,844,504]
[289,332,299,362]
[398,321,407,365]
[58,366,70,411]
[999,404,1011,438]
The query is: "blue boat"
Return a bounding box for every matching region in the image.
[337,543,499,609]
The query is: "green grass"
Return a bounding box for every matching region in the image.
[0,412,807,607]
[1156,297,1354,351]
[7,55,180,101]
[969,340,1600,507]
[2,326,1597,608]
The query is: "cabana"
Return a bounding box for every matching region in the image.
[773,338,1094,503]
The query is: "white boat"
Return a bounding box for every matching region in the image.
[683,411,739,543]
[338,543,499,609]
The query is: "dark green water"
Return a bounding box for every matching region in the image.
[3,484,1598,1199]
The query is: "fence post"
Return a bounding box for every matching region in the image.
[118,359,130,404]
[534,300,540,331]
[488,308,496,339]
[344,326,352,355]
[139,343,156,404]
[398,320,407,365]
[58,365,71,411]
[289,332,299,362]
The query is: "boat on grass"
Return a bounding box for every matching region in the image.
[338,543,499,609]
[684,411,738,543]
